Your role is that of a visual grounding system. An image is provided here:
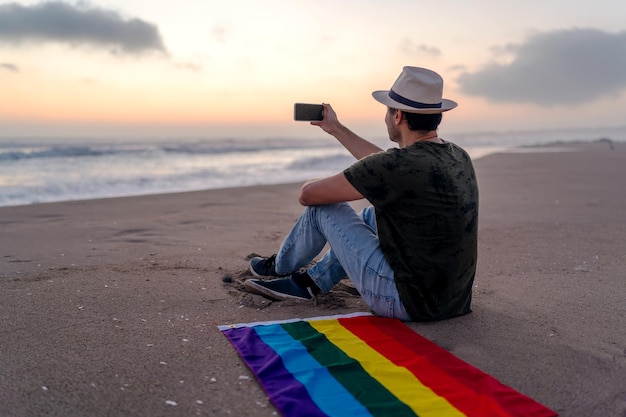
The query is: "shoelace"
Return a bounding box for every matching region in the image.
[305,287,316,298]
[263,254,278,275]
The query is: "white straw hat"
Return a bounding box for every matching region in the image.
[372,66,457,113]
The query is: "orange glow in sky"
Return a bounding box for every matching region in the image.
[1,0,625,138]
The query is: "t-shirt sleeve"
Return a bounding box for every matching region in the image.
[343,150,403,208]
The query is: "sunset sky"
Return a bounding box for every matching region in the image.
[1,0,625,139]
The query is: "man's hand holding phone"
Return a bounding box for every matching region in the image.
[293,102,343,139]
[309,103,339,134]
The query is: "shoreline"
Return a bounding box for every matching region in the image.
[1,139,617,210]
[1,140,625,416]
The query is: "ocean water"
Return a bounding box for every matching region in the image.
[1,126,624,207]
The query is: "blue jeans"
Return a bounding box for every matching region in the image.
[274,203,411,321]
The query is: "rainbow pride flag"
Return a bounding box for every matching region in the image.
[219,313,557,417]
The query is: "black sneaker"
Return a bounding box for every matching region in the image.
[244,277,317,301]
[249,254,287,277]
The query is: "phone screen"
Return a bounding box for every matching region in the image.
[294,103,324,121]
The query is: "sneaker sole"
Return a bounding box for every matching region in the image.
[244,280,311,302]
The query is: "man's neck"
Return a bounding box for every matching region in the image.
[399,130,441,148]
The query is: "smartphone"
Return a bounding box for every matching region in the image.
[294,103,324,121]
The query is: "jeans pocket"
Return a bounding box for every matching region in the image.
[381,295,396,318]
[363,291,396,318]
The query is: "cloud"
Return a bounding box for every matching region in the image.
[457,28,626,106]
[1,62,19,72]
[400,38,441,58]
[448,64,467,72]
[174,61,203,72]
[210,25,229,43]
[0,1,166,54]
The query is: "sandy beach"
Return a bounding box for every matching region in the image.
[1,140,625,417]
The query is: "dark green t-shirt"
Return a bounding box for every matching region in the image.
[344,141,478,321]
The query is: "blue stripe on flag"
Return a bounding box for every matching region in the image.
[255,324,373,417]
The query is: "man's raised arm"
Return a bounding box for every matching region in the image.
[311,103,383,160]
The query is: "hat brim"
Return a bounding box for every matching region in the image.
[372,90,457,114]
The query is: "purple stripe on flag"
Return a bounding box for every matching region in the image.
[222,327,327,417]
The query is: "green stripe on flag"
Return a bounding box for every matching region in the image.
[281,320,416,417]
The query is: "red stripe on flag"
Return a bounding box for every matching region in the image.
[339,316,557,417]
[339,316,507,417]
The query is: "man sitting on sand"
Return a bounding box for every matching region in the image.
[245,66,478,322]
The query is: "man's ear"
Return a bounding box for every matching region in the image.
[394,109,404,125]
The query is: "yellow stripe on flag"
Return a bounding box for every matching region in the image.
[310,319,466,417]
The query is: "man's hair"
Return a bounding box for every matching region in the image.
[402,111,442,132]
